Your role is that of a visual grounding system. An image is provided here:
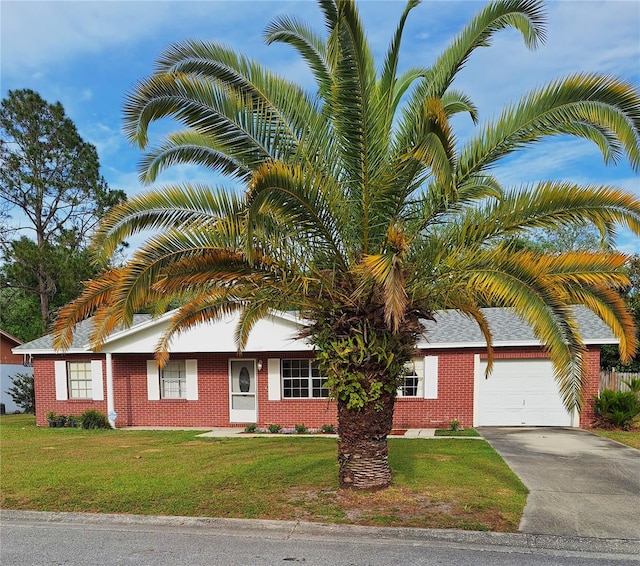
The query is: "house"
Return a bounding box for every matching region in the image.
[1,330,33,414]
[13,307,615,429]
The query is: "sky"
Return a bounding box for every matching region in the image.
[1,0,640,252]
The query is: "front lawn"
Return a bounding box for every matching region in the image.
[434,428,481,437]
[0,414,526,531]
[590,428,640,450]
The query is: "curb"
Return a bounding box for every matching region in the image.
[3,510,639,559]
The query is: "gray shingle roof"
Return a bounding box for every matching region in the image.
[14,306,617,353]
[418,306,616,346]
[14,315,153,352]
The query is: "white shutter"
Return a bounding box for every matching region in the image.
[424,356,439,399]
[185,359,198,400]
[91,360,104,401]
[414,358,424,397]
[54,360,68,401]
[267,358,281,401]
[146,360,160,401]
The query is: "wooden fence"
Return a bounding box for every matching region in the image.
[599,369,640,392]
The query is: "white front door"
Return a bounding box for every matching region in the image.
[229,359,257,423]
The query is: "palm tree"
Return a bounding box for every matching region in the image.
[54,0,640,490]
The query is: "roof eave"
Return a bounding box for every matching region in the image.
[418,338,620,349]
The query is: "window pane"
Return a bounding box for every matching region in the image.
[161,360,186,399]
[401,375,419,397]
[310,362,329,398]
[68,362,92,399]
[282,359,311,398]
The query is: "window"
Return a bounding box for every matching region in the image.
[282,359,329,398]
[161,360,186,399]
[68,361,92,399]
[397,360,423,398]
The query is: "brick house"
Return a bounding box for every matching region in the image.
[14,307,615,429]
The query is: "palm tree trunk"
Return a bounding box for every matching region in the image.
[337,388,396,490]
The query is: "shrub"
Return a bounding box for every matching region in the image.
[321,424,336,434]
[449,419,461,432]
[244,423,258,433]
[593,389,640,430]
[66,414,80,428]
[80,409,111,429]
[294,423,308,434]
[267,423,282,434]
[6,373,35,414]
[622,377,640,393]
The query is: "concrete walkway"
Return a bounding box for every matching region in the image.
[479,427,640,540]
[195,427,438,438]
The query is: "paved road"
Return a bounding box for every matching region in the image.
[2,511,639,565]
[479,427,640,539]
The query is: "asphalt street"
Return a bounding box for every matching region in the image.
[2,511,639,566]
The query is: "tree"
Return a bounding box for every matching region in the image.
[512,224,607,254]
[6,373,35,414]
[0,89,126,335]
[54,0,640,490]
[601,255,640,370]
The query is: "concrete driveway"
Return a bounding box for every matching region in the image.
[478,427,640,540]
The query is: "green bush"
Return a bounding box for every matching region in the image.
[321,424,336,434]
[593,389,640,430]
[80,409,111,429]
[267,423,282,434]
[622,377,640,393]
[244,423,258,433]
[66,414,80,428]
[294,423,308,434]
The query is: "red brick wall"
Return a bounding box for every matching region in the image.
[34,356,108,426]
[33,346,603,429]
[394,350,475,429]
[113,354,230,427]
[580,348,600,427]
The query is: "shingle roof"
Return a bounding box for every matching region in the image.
[417,306,617,346]
[14,315,153,352]
[14,306,617,353]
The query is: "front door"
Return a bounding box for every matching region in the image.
[229,359,257,423]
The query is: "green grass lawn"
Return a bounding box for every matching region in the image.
[590,428,640,450]
[434,428,481,437]
[0,414,526,531]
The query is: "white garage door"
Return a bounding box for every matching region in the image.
[477,359,572,426]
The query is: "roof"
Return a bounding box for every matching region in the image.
[0,329,24,346]
[416,306,618,348]
[14,315,153,354]
[13,306,617,355]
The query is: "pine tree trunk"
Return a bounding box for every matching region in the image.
[337,388,396,490]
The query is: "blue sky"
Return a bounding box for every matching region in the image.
[2,0,639,252]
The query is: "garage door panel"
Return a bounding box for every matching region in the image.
[478,359,571,426]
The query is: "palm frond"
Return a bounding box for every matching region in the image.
[458,74,640,182]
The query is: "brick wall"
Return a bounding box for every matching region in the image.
[580,348,600,427]
[34,356,108,426]
[33,346,603,430]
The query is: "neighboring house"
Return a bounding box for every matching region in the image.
[14,307,615,429]
[1,330,33,414]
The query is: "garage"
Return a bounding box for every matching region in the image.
[476,358,573,426]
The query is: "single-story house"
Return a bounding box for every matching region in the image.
[14,307,615,429]
[1,329,33,414]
